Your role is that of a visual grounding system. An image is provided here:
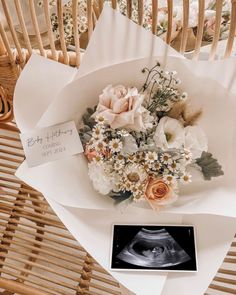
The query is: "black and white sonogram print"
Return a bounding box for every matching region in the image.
[111,225,197,271]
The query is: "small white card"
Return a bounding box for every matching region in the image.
[20,121,84,167]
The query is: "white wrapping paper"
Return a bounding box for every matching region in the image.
[14,6,236,295]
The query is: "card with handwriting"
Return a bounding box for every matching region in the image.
[20,121,84,167]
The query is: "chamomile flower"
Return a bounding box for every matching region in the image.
[93,140,107,152]
[142,162,151,172]
[145,151,158,162]
[95,115,106,125]
[182,148,193,164]
[124,164,147,184]
[168,161,180,172]
[134,152,144,162]
[163,174,176,185]
[152,161,162,171]
[116,154,125,162]
[109,139,123,153]
[114,162,125,172]
[181,173,192,184]
[127,154,135,162]
[160,153,172,165]
[92,155,103,163]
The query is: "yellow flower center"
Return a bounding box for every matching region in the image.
[127,172,140,183]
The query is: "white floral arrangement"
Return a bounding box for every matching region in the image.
[36,0,231,47]
[79,62,224,211]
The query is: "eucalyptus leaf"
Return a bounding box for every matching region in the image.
[109,191,132,205]
[196,151,224,181]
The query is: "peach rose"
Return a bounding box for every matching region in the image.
[144,178,178,210]
[94,85,145,131]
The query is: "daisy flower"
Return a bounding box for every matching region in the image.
[181,173,192,184]
[152,161,162,171]
[182,148,193,164]
[125,164,148,184]
[168,161,180,172]
[163,174,176,185]
[93,140,107,152]
[145,151,158,163]
[114,162,125,172]
[109,139,123,153]
[160,153,172,165]
[95,115,106,125]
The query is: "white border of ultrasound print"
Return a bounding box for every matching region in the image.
[110,223,198,273]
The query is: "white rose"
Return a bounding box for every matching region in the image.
[184,125,208,159]
[154,116,185,150]
[88,161,116,195]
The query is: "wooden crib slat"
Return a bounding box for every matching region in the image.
[138,0,144,26]
[151,0,158,35]
[87,0,93,40]
[14,0,32,55]
[56,0,69,65]
[98,0,104,13]
[166,0,173,44]
[127,0,132,19]
[180,0,190,54]
[111,0,117,9]
[224,0,236,58]
[0,21,20,75]
[43,0,57,61]
[1,0,24,68]
[193,0,205,60]
[29,0,45,57]
[72,0,81,67]
[209,0,223,60]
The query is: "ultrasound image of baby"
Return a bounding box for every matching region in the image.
[116,228,191,268]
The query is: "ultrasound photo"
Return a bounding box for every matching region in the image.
[111,225,197,272]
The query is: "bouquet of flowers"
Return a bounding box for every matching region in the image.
[79,62,224,210]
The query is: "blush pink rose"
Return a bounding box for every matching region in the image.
[94,85,145,131]
[84,145,97,162]
[144,178,178,210]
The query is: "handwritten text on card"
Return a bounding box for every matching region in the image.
[20,121,84,167]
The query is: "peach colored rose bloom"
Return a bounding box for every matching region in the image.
[145,178,178,210]
[94,85,145,131]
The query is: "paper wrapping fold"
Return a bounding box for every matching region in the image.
[13,6,236,295]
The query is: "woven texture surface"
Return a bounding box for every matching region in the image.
[0,1,236,294]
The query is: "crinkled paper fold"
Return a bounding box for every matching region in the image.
[16,56,236,217]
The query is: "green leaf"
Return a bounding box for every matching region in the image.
[196,151,224,181]
[109,191,132,205]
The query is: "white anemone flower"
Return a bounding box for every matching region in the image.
[184,125,208,159]
[154,116,185,150]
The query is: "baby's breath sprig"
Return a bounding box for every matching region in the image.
[141,62,186,115]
